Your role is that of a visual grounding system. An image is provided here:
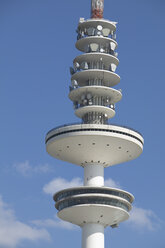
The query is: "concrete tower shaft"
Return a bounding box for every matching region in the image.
[91,0,104,19]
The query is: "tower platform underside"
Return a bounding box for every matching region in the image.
[46,124,143,167]
[57,204,129,227]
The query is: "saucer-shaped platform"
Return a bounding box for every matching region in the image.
[46,124,144,167]
[58,204,129,227]
[54,186,133,227]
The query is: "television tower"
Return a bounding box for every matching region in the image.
[45,0,144,247]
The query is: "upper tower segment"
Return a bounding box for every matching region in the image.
[69,10,119,125]
[45,0,144,167]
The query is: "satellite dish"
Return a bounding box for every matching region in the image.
[100,48,105,53]
[97,25,103,31]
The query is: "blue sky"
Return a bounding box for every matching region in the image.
[0,0,165,247]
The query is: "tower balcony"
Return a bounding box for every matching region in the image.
[77,18,116,38]
[76,37,117,54]
[69,85,122,104]
[71,69,120,87]
[69,86,121,123]
[54,186,133,227]
[73,52,119,72]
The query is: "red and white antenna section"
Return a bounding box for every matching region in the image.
[91,0,104,19]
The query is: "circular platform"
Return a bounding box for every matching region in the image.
[58,204,129,227]
[74,53,119,68]
[54,186,134,203]
[76,37,117,53]
[71,69,120,87]
[54,187,133,227]
[46,124,144,167]
[78,19,116,33]
[69,86,122,103]
[75,106,115,119]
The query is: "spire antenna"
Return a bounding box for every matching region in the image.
[91,0,104,19]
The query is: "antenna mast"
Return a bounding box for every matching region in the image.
[91,0,104,19]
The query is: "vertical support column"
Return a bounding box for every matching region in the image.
[82,223,104,248]
[84,164,104,186]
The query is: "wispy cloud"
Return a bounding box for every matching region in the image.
[31,215,75,230]
[43,177,120,195]
[128,206,161,231]
[13,161,53,176]
[104,178,121,188]
[0,195,50,247]
[43,177,83,195]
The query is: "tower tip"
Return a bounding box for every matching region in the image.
[91,0,104,19]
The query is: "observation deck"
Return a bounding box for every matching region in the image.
[46,123,144,167]
[54,186,133,227]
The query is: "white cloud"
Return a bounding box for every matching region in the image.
[104,178,121,188]
[43,177,83,195]
[43,177,120,195]
[128,206,161,231]
[13,161,53,176]
[0,195,50,247]
[31,215,75,230]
